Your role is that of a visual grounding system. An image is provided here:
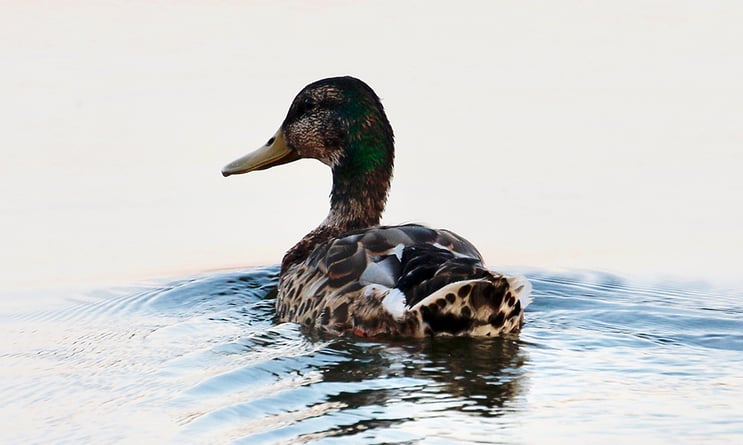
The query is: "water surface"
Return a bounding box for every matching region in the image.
[2,266,741,444]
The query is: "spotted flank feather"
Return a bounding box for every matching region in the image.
[222,76,532,337]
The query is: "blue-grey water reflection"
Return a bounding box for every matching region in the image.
[1,266,741,444]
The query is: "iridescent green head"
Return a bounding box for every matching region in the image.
[222,76,394,177]
[283,76,394,175]
[222,76,395,226]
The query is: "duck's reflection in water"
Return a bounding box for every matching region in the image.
[280,334,528,441]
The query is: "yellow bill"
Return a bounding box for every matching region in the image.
[222,129,299,177]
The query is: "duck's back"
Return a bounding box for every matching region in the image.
[277,224,531,337]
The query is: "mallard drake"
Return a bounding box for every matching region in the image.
[222,76,531,337]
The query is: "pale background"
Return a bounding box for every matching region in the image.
[1,1,741,291]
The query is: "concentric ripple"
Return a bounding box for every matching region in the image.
[1,266,741,444]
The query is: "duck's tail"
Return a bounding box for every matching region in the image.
[403,272,531,337]
[507,274,533,310]
[347,242,532,337]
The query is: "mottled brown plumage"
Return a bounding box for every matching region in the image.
[222,76,531,337]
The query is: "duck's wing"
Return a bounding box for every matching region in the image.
[310,223,482,288]
[280,224,530,336]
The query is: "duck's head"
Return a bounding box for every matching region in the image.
[222,76,395,230]
[222,76,394,180]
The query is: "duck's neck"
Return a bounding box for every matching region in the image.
[281,130,394,275]
[326,161,389,230]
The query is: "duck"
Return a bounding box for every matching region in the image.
[222,76,531,337]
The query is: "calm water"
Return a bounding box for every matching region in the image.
[2,266,741,444]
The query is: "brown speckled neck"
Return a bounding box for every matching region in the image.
[280,162,392,275]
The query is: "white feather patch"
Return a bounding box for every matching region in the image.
[507,275,533,309]
[391,243,405,261]
[382,288,407,320]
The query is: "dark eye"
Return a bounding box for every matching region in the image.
[302,97,317,112]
